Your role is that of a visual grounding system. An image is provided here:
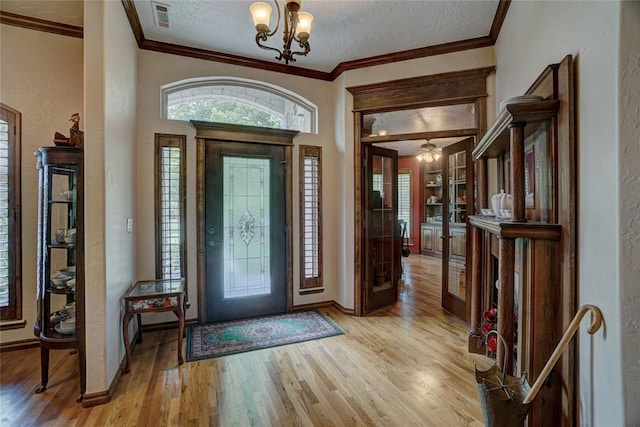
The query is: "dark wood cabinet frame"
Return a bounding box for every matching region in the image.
[347,67,494,316]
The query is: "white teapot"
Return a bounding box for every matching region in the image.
[491,190,513,217]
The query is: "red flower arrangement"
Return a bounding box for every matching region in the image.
[471,307,498,353]
[470,306,519,356]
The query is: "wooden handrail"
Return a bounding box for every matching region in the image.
[522,304,603,404]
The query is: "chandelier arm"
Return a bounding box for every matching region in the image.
[264,0,281,37]
[255,33,285,59]
[290,41,310,57]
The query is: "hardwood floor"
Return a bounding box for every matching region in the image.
[1,255,492,426]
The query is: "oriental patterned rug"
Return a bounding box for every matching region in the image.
[186,310,344,361]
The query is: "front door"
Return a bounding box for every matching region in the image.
[441,138,473,320]
[204,141,287,322]
[363,145,400,312]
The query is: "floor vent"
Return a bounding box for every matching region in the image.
[152,2,171,29]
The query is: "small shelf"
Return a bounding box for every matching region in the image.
[472,100,560,160]
[469,215,561,240]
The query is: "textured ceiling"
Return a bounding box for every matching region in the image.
[0,0,500,73]
[134,0,499,73]
[1,0,497,152]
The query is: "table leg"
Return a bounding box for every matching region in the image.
[173,306,184,365]
[35,347,49,394]
[123,314,132,374]
[136,313,143,343]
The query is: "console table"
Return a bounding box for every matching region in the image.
[122,278,185,373]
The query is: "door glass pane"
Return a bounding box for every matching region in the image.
[447,150,466,301]
[371,155,394,292]
[222,156,271,299]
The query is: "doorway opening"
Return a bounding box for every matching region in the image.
[193,121,298,323]
[347,67,493,317]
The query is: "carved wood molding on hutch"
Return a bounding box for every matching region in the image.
[469,55,576,427]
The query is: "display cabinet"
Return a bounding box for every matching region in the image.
[423,159,443,221]
[33,147,85,401]
[447,151,467,224]
[468,56,576,426]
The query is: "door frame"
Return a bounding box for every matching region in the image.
[347,67,493,316]
[441,137,474,320]
[193,121,298,323]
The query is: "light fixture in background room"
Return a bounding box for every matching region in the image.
[416,141,442,163]
[249,0,313,65]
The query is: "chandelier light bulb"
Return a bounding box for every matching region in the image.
[295,11,313,39]
[250,2,272,32]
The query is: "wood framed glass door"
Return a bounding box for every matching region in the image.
[441,138,473,320]
[204,141,287,322]
[363,145,400,312]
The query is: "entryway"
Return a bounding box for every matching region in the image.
[193,122,297,324]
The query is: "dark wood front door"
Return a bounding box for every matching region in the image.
[363,145,400,312]
[204,141,287,322]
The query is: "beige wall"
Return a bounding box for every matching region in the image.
[83,0,138,392]
[496,1,634,424]
[0,25,83,343]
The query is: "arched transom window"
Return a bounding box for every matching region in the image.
[162,77,317,134]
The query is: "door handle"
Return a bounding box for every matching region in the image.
[208,240,222,247]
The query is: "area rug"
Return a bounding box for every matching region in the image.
[187,310,344,361]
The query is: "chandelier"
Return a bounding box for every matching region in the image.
[249,0,314,65]
[416,142,442,163]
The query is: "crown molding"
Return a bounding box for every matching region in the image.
[0,11,83,39]
[490,0,511,43]
[330,36,494,80]
[1,0,510,82]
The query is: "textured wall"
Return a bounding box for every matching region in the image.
[619,1,640,424]
[495,1,627,425]
[0,25,83,343]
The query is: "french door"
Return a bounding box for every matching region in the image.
[441,138,473,320]
[204,141,287,322]
[363,145,400,312]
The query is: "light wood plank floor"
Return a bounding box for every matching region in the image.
[1,255,493,426]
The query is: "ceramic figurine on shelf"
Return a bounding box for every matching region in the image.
[53,113,84,147]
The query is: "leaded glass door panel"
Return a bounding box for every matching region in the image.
[205,141,286,322]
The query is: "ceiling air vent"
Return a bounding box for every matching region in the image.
[152,2,171,29]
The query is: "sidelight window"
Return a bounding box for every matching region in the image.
[299,146,322,290]
[0,104,22,322]
[155,134,186,282]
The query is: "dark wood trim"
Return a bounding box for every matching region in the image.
[348,67,495,112]
[82,386,113,408]
[299,288,325,295]
[331,36,493,79]
[351,69,492,316]
[0,11,83,38]
[196,139,206,323]
[141,38,332,81]
[353,112,363,316]
[361,128,478,145]
[285,145,294,313]
[489,0,511,43]
[0,337,38,352]
[292,301,334,312]
[332,300,356,316]
[347,67,495,98]
[191,121,299,145]
[120,0,145,48]
[0,320,26,331]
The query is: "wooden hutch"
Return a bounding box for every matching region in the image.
[469,56,576,426]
